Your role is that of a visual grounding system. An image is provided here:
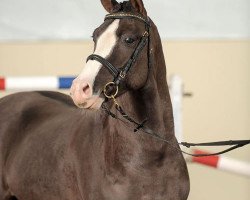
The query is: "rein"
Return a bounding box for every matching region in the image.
[101,96,250,157]
[87,12,250,157]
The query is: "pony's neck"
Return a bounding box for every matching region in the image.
[117,75,174,142]
[102,23,176,172]
[116,23,174,140]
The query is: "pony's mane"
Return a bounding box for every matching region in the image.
[113,1,136,14]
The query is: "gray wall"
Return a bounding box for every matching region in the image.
[0,0,249,41]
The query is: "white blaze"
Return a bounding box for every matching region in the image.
[78,19,120,89]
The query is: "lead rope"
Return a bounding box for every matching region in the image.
[102,83,250,157]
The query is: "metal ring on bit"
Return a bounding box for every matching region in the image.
[103,82,118,99]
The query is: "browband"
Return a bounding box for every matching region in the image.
[105,12,150,27]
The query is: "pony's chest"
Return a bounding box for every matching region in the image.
[100,169,168,200]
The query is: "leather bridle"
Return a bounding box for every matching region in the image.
[86,12,151,94]
[86,12,250,157]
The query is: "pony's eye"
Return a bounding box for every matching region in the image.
[125,37,135,44]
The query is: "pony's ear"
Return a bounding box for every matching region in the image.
[130,0,147,16]
[101,0,120,13]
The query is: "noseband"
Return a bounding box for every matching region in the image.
[86,12,151,97]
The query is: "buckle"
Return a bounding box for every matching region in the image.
[143,31,149,37]
[119,71,126,79]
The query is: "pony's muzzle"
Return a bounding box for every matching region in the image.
[70,79,103,109]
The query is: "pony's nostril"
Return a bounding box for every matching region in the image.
[82,83,91,97]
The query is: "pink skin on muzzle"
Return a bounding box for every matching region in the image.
[70,78,104,109]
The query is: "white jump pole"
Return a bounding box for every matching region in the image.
[169,75,183,142]
[169,75,250,178]
[0,76,75,91]
[187,149,250,178]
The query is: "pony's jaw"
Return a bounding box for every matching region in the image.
[70,20,120,109]
[75,95,104,110]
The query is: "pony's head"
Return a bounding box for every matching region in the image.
[70,0,151,109]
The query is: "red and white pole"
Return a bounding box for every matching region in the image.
[187,149,250,178]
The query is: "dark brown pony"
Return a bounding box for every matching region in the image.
[0,0,189,199]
